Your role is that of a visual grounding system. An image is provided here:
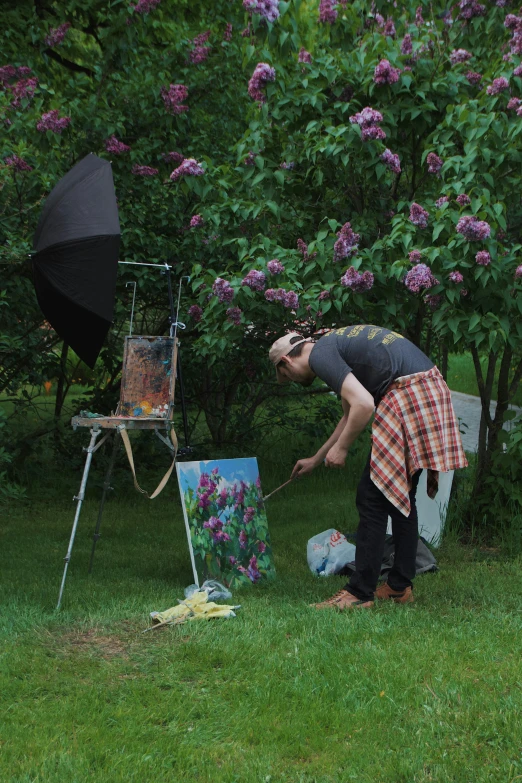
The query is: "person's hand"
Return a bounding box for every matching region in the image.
[324,444,348,469]
[291,456,318,480]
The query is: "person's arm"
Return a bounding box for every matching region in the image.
[291,413,348,479]
[325,374,375,468]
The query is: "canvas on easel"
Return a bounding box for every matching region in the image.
[176,458,276,588]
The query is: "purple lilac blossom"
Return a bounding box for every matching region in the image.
[258,540,266,553]
[170,158,204,181]
[264,289,277,301]
[415,6,424,25]
[131,164,158,176]
[198,492,212,509]
[341,267,374,292]
[424,294,443,310]
[5,155,32,171]
[382,19,396,37]
[226,307,242,324]
[203,516,223,531]
[465,71,482,85]
[242,270,266,291]
[248,63,276,103]
[374,59,401,85]
[243,0,280,22]
[427,153,443,174]
[244,151,257,165]
[460,289,469,297]
[458,0,486,20]
[475,250,491,265]
[349,106,386,141]
[450,49,472,65]
[401,34,413,55]
[456,215,491,240]
[188,304,202,322]
[507,97,522,109]
[318,290,330,301]
[333,222,361,261]
[224,23,233,41]
[449,271,464,283]
[190,214,204,228]
[189,31,211,64]
[213,278,234,303]
[456,193,471,205]
[319,0,338,23]
[505,14,521,29]
[161,83,189,114]
[267,259,285,274]
[45,23,71,47]
[487,77,510,95]
[8,77,38,107]
[36,110,70,134]
[298,48,312,63]
[247,555,261,582]
[515,264,522,278]
[162,150,184,164]
[381,148,401,173]
[409,203,429,228]
[436,196,450,207]
[105,136,131,154]
[513,64,522,76]
[404,264,438,292]
[131,0,161,12]
[213,531,231,544]
[409,250,422,263]
[283,290,299,308]
[280,161,295,170]
[0,65,17,85]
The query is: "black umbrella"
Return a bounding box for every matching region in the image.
[32,153,120,368]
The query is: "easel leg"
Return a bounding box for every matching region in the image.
[56,427,101,610]
[88,431,120,574]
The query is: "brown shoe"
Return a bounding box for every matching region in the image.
[312,589,374,610]
[374,583,414,604]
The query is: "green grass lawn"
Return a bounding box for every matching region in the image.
[2,440,522,783]
[447,354,522,407]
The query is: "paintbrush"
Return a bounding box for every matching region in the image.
[262,476,296,503]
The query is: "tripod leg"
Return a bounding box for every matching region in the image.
[88,430,120,574]
[56,427,101,610]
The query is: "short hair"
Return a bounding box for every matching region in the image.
[278,335,313,368]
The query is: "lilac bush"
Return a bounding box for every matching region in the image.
[248,62,275,103]
[267,259,285,274]
[243,0,280,23]
[241,270,266,291]
[105,136,131,154]
[213,278,235,303]
[340,267,374,292]
[374,59,401,85]
[169,158,204,180]
[160,83,189,114]
[381,149,401,173]
[456,215,491,240]
[409,202,429,228]
[475,251,491,266]
[333,222,361,261]
[427,153,443,174]
[36,110,70,133]
[404,264,439,293]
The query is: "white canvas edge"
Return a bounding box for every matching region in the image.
[176,462,200,587]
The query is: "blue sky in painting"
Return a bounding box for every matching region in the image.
[177,458,263,496]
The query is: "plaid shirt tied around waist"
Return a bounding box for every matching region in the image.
[370,366,468,516]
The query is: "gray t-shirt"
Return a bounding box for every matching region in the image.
[308,325,434,404]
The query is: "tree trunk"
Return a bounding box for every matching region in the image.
[476,350,497,475]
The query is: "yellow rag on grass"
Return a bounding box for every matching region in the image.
[151,590,238,626]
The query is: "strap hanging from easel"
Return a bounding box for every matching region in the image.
[118,337,180,500]
[119,425,178,499]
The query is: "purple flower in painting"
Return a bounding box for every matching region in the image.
[242,270,266,291]
[374,59,401,85]
[217,489,229,508]
[319,0,337,23]
[226,306,242,325]
[239,530,248,549]
[105,136,131,154]
[248,63,276,103]
[435,196,450,208]
[211,467,219,475]
[487,77,510,95]
[243,507,256,525]
[404,264,438,293]
[449,270,464,283]
[515,264,522,278]
[409,250,422,263]
[334,222,361,262]
[190,214,204,228]
[212,530,231,544]
[401,34,413,55]
[257,540,266,553]
[188,304,203,322]
[132,164,158,176]
[456,215,491,240]
[213,277,234,303]
[161,83,189,115]
[203,516,223,531]
[475,250,491,266]
[5,155,32,172]
[381,149,401,173]
[199,473,210,488]
[427,153,443,174]
[247,555,261,582]
[198,492,212,509]
[450,49,472,65]
[267,259,285,274]
[341,267,374,292]
[45,22,71,47]
[36,109,70,134]
[298,48,312,64]
[170,158,204,181]
[229,556,237,565]
[456,194,471,206]
[409,203,429,228]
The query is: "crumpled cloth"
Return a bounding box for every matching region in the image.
[150,590,239,626]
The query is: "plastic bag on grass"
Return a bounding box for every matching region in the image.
[307,529,356,577]
[184,580,232,601]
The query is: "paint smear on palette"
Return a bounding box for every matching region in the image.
[176,458,276,588]
[119,337,174,417]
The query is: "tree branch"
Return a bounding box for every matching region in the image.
[470,344,495,430]
[43,48,95,76]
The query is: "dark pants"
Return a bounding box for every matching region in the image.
[345,454,422,602]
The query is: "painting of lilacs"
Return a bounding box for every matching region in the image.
[176,459,275,588]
